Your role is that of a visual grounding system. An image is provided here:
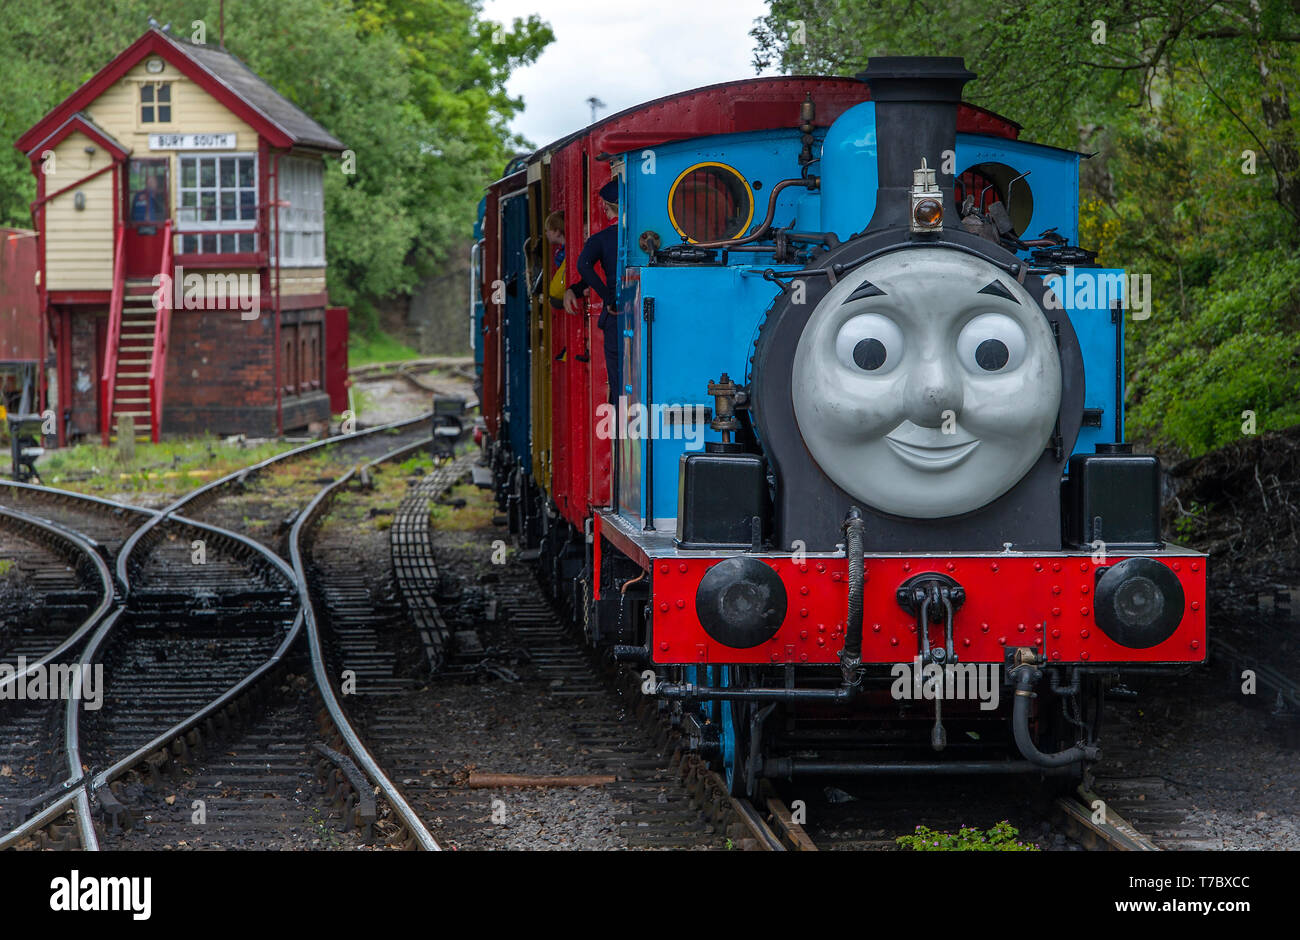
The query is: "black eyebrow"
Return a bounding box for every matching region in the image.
[842,280,887,304]
[977,280,1020,304]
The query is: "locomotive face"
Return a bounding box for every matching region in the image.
[791,248,1061,519]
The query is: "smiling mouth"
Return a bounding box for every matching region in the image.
[885,435,980,471]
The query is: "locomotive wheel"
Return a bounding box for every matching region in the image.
[721,666,755,798]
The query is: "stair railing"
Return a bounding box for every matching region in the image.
[100,222,126,445]
[146,220,174,443]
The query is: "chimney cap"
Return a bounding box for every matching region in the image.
[856,56,976,101]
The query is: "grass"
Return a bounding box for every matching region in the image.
[429,481,497,532]
[37,436,298,498]
[308,450,441,532]
[348,330,421,369]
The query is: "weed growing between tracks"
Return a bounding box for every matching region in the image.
[320,451,441,534]
[37,437,297,499]
[897,821,1039,851]
[429,483,496,533]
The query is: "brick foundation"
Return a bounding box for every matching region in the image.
[55,306,332,439]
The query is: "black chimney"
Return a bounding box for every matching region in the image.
[858,56,975,231]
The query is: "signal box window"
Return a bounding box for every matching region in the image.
[140,83,172,123]
[667,162,753,243]
[128,159,169,222]
[277,157,326,266]
[178,154,257,255]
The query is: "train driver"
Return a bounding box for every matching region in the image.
[563,179,621,403]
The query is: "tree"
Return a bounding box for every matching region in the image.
[0,0,552,329]
[753,1,1300,231]
[751,0,1300,457]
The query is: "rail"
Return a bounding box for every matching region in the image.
[0,507,115,694]
[1053,785,1161,851]
[1,417,438,850]
[288,435,443,850]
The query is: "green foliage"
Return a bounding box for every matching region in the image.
[1128,249,1300,454]
[38,434,295,495]
[348,329,422,368]
[0,1,551,322]
[1172,500,1208,542]
[754,0,1300,458]
[896,820,1039,851]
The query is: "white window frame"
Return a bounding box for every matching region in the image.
[175,151,259,255]
[276,155,325,267]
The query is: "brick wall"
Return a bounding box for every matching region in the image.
[161,308,330,436]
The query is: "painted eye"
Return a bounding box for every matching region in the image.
[835,314,903,375]
[957,313,1027,374]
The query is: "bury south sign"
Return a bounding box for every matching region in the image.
[148,133,236,150]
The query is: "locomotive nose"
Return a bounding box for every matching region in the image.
[904,359,963,428]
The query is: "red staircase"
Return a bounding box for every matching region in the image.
[101,220,173,444]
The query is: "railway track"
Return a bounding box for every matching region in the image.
[0,416,440,851]
[288,431,444,849]
[73,514,300,850]
[0,481,154,560]
[160,414,435,558]
[299,452,738,849]
[743,779,1158,852]
[0,507,114,844]
[349,357,477,392]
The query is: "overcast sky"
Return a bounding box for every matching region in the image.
[481,0,776,148]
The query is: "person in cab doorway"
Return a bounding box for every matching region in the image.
[545,210,571,363]
[564,179,621,403]
[545,210,566,309]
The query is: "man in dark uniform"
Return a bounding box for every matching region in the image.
[563,179,620,403]
[130,173,166,222]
